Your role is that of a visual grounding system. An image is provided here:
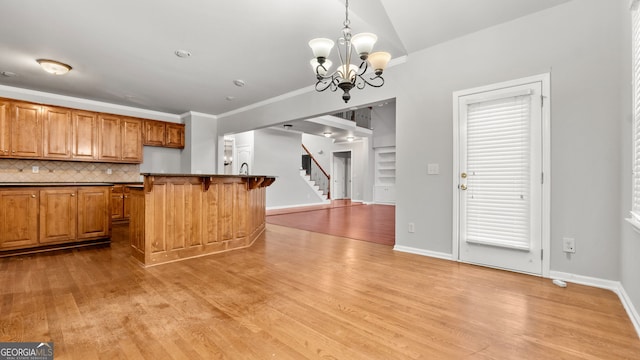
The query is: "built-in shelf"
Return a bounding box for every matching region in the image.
[374,146,396,204]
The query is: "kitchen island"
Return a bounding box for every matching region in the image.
[128,173,275,266]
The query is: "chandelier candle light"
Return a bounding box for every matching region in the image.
[309,0,391,103]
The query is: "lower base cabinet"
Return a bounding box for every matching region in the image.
[0,186,111,255]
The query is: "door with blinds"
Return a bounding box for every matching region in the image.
[456,80,544,275]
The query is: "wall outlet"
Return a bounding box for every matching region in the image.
[562,237,576,253]
[408,222,415,233]
[106,168,112,175]
[32,166,39,173]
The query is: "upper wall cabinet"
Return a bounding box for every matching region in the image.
[0,97,182,163]
[98,114,142,163]
[72,110,98,160]
[43,106,73,159]
[11,101,43,158]
[143,120,185,149]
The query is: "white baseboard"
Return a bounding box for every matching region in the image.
[266,201,330,211]
[393,245,453,260]
[550,271,640,339]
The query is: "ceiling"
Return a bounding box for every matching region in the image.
[0,0,571,117]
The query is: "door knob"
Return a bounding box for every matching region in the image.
[460,184,467,190]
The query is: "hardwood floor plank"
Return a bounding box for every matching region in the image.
[0,222,638,359]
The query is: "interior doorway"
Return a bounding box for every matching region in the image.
[332,151,352,200]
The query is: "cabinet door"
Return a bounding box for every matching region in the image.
[77,187,110,239]
[166,123,185,148]
[39,188,77,244]
[72,110,98,160]
[123,186,131,219]
[121,118,142,162]
[98,114,121,161]
[144,120,165,146]
[0,100,10,157]
[111,185,124,220]
[0,190,38,248]
[42,106,72,159]
[11,101,42,158]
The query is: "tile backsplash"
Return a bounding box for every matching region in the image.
[0,159,141,183]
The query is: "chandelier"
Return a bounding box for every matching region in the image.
[308,0,391,103]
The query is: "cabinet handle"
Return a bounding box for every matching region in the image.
[124,195,128,199]
[121,195,124,199]
[31,194,36,198]
[71,193,76,197]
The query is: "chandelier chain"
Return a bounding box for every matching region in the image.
[344,0,350,27]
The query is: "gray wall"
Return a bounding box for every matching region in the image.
[216,0,626,282]
[252,128,327,208]
[619,0,640,320]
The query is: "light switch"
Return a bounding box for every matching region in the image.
[427,163,439,175]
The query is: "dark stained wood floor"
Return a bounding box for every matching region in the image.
[0,223,639,359]
[266,201,395,245]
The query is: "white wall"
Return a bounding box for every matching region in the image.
[333,138,373,202]
[252,128,327,208]
[301,133,333,172]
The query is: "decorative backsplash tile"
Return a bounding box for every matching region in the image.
[0,159,141,183]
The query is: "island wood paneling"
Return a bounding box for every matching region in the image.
[129,175,274,266]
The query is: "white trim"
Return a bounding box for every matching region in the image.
[393,245,454,261]
[550,271,640,339]
[625,217,640,234]
[266,201,330,211]
[451,73,551,277]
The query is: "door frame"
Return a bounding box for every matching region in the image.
[451,73,551,277]
[331,150,353,200]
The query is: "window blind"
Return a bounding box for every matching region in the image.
[631,3,640,221]
[465,94,532,250]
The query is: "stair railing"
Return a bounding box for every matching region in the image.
[301,144,330,199]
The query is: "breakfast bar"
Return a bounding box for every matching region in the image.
[128,173,275,266]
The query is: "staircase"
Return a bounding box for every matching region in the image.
[300,169,329,201]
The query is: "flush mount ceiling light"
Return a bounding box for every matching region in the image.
[323,131,332,137]
[309,0,391,103]
[36,59,72,75]
[347,136,355,142]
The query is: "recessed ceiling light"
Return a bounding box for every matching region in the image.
[225,96,235,101]
[323,131,332,137]
[174,49,192,58]
[233,79,246,87]
[283,124,292,130]
[36,59,72,75]
[0,71,16,77]
[347,136,355,142]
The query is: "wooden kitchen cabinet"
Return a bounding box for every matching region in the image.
[43,106,72,159]
[143,120,165,146]
[0,185,112,255]
[0,100,10,157]
[10,101,42,158]
[72,110,98,160]
[0,189,39,249]
[165,123,185,148]
[121,117,142,162]
[111,184,133,222]
[143,120,184,149]
[98,114,122,161]
[77,187,110,239]
[39,188,77,244]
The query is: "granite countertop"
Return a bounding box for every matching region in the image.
[0,182,115,187]
[140,173,275,178]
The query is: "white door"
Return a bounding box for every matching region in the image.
[455,79,545,275]
[333,155,346,199]
[332,151,352,200]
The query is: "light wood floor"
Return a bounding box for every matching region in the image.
[1,223,639,359]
